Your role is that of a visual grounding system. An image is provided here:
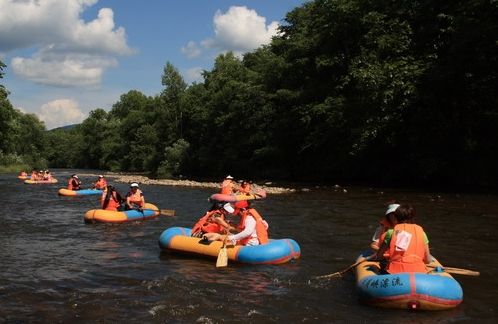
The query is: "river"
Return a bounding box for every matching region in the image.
[1,169,497,323]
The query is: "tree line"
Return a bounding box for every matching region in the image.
[1,0,497,189]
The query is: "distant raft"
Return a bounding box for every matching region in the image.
[210,189,267,203]
[355,254,463,310]
[58,188,103,196]
[158,226,301,265]
[84,203,160,223]
[24,178,58,184]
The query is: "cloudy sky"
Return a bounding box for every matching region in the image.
[0,0,304,129]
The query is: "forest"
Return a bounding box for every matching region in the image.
[1,0,497,189]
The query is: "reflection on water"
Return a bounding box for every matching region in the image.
[1,170,498,322]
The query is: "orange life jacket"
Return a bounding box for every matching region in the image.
[101,192,121,211]
[387,223,427,274]
[236,208,269,245]
[95,178,107,189]
[191,210,225,235]
[220,179,235,194]
[68,178,81,190]
[127,189,144,207]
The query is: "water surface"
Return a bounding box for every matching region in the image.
[1,170,497,322]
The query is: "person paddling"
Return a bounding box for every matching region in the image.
[125,182,145,210]
[191,203,236,238]
[204,201,269,246]
[93,175,107,190]
[372,204,434,274]
[67,174,82,190]
[101,185,124,211]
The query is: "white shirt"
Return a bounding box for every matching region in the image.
[228,215,259,246]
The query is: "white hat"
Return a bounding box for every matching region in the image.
[98,175,104,178]
[385,204,400,215]
[72,174,78,179]
[223,203,235,213]
[225,175,234,179]
[130,182,139,188]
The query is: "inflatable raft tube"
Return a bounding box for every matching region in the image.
[84,203,160,223]
[58,188,103,196]
[158,226,300,265]
[355,253,463,310]
[24,178,58,184]
[210,189,266,203]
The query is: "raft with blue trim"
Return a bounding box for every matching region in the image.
[24,178,58,184]
[84,203,160,223]
[158,226,301,265]
[355,254,463,310]
[58,188,103,196]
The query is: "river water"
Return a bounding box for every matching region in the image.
[1,170,497,323]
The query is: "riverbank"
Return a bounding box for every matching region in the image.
[76,172,297,194]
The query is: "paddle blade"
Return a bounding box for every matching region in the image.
[160,209,175,216]
[216,246,228,268]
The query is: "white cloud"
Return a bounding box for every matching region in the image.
[0,0,133,87]
[182,6,280,59]
[37,99,86,129]
[183,67,204,84]
[181,41,202,59]
[206,6,280,54]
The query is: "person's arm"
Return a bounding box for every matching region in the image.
[228,216,256,243]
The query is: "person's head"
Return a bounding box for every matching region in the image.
[72,174,78,179]
[130,182,139,191]
[98,175,104,179]
[225,175,234,181]
[233,200,250,214]
[394,205,416,224]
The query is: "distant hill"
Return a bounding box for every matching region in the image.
[49,124,79,131]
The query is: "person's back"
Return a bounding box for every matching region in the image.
[379,205,431,274]
[101,186,123,211]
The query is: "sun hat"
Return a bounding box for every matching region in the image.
[385,203,400,215]
[130,182,139,188]
[225,175,234,180]
[223,203,235,213]
[98,175,104,178]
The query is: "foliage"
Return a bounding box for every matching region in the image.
[2,0,498,189]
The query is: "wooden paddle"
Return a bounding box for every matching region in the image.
[427,265,480,276]
[146,208,175,216]
[216,233,229,268]
[315,258,369,279]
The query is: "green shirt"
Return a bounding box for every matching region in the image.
[384,228,429,245]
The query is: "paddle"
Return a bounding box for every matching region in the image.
[315,258,368,279]
[427,265,480,276]
[216,232,229,268]
[148,208,175,216]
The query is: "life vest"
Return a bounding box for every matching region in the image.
[68,178,81,190]
[236,208,269,245]
[95,178,107,189]
[101,191,121,211]
[127,189,144,207]
[191,210,225,235]
[387,223,427,274]
[220,179,235,194]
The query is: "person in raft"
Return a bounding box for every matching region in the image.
[125,182,145,210]
[370,201,400,251]
[93,175,107,190]
[67,174,82,190]
[371,204,434,274]
[220,175,237,195]
[191,203,236,238]
[237,180,252,194]
[204,201,269,246]
[101,185,124,211]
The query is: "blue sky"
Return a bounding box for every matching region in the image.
[0,0,305,129]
